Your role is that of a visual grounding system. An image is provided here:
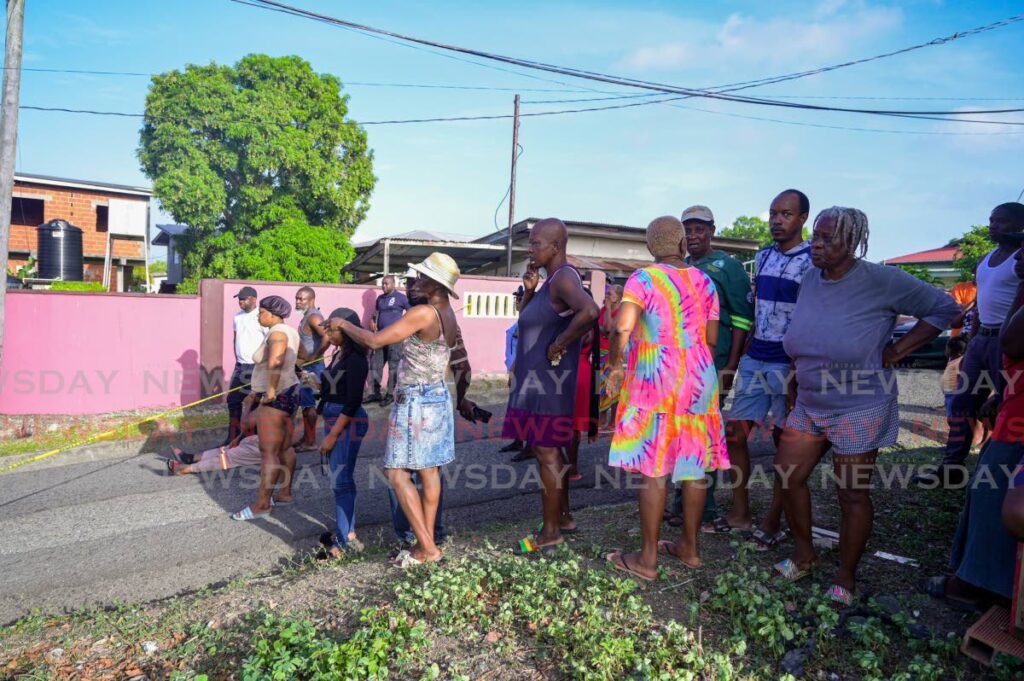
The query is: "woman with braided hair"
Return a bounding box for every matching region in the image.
[772,207,959,606]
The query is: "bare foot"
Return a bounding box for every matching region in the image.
[657,540,702,569]
[724,513,753,531]
[410,546,443,562]
[610,551,658,580]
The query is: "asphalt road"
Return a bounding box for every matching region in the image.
[0,370,944,624]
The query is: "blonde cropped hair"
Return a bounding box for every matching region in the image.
[646,216,685,258]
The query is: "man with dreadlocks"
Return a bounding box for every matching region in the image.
[772,206,958,607]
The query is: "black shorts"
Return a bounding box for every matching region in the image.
[251,384,300,416]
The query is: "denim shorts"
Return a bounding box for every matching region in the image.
[384,382,455,470]
[299,361,324,409]
[726,355,790,427]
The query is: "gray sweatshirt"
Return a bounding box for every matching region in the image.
[783,260,959,413]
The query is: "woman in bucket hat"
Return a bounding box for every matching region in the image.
[337,252,474,567]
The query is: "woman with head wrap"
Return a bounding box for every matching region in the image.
[604,216,727,580]
[307,308,371,558]
[774,207,958,606]
[232,295,302,521]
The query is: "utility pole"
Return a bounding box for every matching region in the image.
[0,0,25,365]
[505,94,520,277]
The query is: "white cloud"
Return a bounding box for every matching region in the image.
[620,43,694,71]
[815,0,848,19]
[615,3,903,73]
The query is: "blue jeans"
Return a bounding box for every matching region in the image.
[388,472,446,544]
[323,403,368,548]
[300,361,325,410]
[949,439,1023,598]
[944,334,1005,465]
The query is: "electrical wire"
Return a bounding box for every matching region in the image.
[19,102,1024,135]
[493,143,524,231]
[16,67,1024,104]
[231,0,1024,121]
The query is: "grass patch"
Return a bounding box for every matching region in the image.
[0,442,1017,679]
[0,409,228,458]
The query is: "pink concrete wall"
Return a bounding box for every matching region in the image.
[217,275,520,380]
[218,280,380,381]
[0,290,202,415]
[0,274,522,417]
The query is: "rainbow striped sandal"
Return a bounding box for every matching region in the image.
[516,536,564,555]
[826,584,854,607]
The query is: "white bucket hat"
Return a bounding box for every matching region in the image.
[407,252,460,299]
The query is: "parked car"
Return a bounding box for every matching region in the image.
[891,318,951,366]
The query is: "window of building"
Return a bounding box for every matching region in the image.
[463,292,518,318]
[11,197,44,226]
[96,205,109,232]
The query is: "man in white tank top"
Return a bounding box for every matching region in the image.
[931,202,1024,484]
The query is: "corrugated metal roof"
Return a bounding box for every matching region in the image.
[14,172,152,196]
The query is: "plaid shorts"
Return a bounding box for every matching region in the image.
[786,398,899,456]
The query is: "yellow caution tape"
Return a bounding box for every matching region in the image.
[0,358,326,475]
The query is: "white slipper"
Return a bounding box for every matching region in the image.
[392,549,422,569]
[231,506,271,521]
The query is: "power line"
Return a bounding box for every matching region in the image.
[232,0,1024,122]
[17,67,1024,104]
[19,102,1024,135]
[703,13,1024,92]
[493,143,524,230]
[20,66,152,77]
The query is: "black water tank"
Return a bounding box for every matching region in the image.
[36,219,84,281]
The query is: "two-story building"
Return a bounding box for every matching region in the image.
[7,173,151,291]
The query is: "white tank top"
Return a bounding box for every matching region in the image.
[976,250,1022,326]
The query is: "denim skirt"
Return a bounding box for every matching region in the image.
[384,381,455,470]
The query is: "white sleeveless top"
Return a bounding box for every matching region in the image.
[977,250,1022,326]
[251,323,300,392]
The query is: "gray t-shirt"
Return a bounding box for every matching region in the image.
[783,260,959,413]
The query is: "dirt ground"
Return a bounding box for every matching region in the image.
[2,440,1017,680]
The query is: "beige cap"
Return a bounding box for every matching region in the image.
[407,252,461,299]
[680,205,715,224]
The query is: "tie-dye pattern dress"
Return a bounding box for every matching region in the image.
[608,263,728,481]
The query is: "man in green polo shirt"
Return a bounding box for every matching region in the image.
[683,205,754,379]
[666,204,754,531]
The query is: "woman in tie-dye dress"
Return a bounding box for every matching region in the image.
[605,216,727,580]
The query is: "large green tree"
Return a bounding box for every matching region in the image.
[718,215,810,248]
[138,54,375,292]
[951,225,994,283]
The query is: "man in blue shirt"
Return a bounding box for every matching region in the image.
[723,189,812,547]
[367,275,409,407]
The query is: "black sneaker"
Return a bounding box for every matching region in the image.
[380,395,394,407]
[499,441,524,453]
[364,393,382,403]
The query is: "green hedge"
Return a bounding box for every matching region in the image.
[49,281,107,292]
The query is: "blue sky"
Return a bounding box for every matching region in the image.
[11,0,1024,262]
